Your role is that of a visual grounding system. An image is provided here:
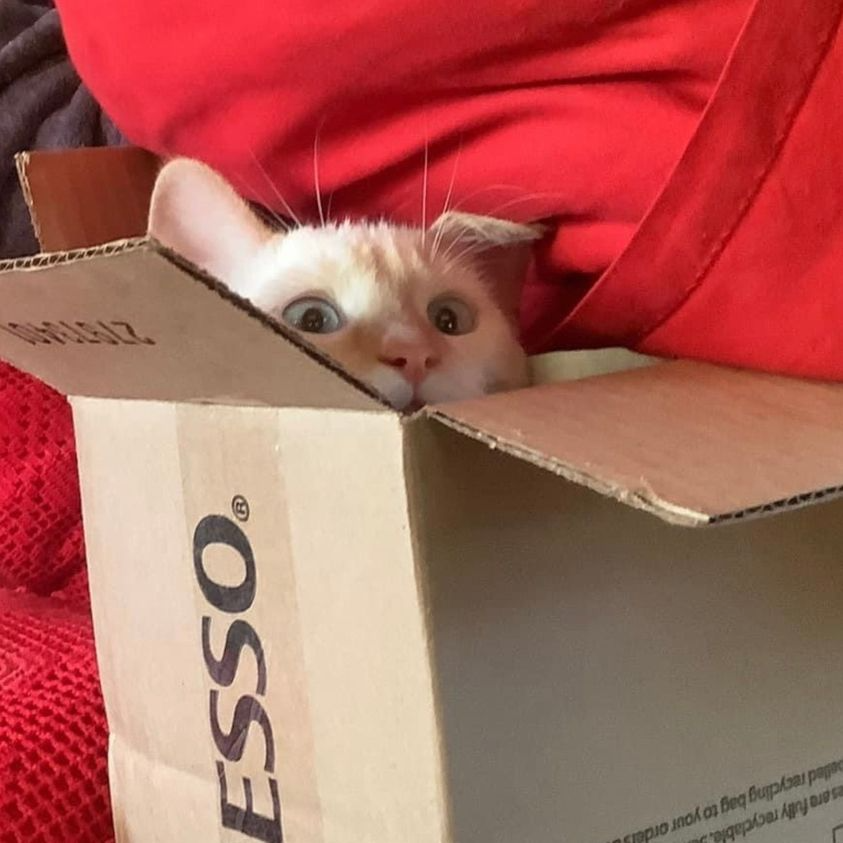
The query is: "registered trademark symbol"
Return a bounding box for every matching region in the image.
[231,494,250,522]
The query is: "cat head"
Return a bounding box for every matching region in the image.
[148,158,541,410]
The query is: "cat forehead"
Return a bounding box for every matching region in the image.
[260,222,480,291]
[275,223,426,272]
[240,221,491,321]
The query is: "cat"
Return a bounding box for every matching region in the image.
[147,158,542,410]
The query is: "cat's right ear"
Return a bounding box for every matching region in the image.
[431,211,545,323]
[148,158,271,281]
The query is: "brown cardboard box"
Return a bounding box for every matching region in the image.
[3,148,843,843]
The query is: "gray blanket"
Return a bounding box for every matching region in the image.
[0,0,124,259]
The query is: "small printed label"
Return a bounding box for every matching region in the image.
[0,320,155,346]
[605,759,843,843]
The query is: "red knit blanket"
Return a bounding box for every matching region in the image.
[0,362,112,842]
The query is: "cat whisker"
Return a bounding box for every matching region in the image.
[258,206,292,232]
[437,228,468,263]
[446,185,565,219]
[421,138,430,248]
[438,223,480,263]
[442,239,488,268]
[431,140,462,259]
[444,183,527,213]
[313,128,326,227]
[478,192,562,219]
[326,190,335,225]
[443,228,517,268]
[232,171,291,232]
[391,181,517,219]
[438,234,464,263]
[441,189,562,262]
[247,147,303,228]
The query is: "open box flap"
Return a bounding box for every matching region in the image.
[0,241,383,409]
[427,361,843,525]
[17,147,161,252]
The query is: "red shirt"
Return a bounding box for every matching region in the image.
[56,0,843,378]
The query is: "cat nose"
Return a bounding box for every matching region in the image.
[378,347,439,385]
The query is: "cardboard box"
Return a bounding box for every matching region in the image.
[3,148,843,843]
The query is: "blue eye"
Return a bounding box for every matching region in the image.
[282,297,344,334]
[428,296,476,335]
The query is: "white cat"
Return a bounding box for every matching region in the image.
[148,159,541,410]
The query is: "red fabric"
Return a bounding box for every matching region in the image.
[0,364,85,602]
[53,0,843,380]
[0,362,113,842]
[530,0,843,380]
[0,590,112,843]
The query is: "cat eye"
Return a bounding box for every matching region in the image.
[427,296,476,336]
[282,297,344,334]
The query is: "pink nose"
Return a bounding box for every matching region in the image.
[378,342,439,385]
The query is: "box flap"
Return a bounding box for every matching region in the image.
[16,147,160,252]
[427,361,843,525]
[0,241,383,409]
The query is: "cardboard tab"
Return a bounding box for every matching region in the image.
[16,147,160,252]
[0,242,382,410]
[430,361,843,524]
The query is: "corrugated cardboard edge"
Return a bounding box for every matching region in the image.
[0,236,143,274]
[14,152,42,248]
[424,410,843,527]
[424,410,709,527]
[708,485,843,525]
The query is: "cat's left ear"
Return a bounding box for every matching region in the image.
[430,211,545,321]
[148,158,273,283]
